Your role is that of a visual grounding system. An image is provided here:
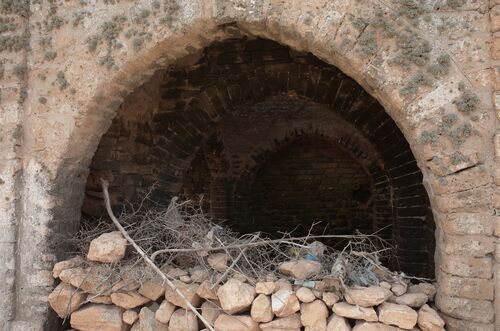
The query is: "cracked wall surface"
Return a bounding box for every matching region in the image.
[0,0,498,330]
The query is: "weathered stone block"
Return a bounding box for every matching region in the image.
[440,255,493,278]
[442,234,495,257]
[442,212,494,235]
[435,293,494,324]
[438,271,494,301]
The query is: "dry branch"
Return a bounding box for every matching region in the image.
[101,179,215,331]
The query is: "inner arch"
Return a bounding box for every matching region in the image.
[83,37,435,278]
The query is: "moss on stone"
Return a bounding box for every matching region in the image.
[86,36,99,52]
[12,63,26,78]
[427,54,450,77]
[99,54,115,69]
[419,130,439,145]
[400,70,433,96]
[38,96,47,104]
[44,50,57,61]
[397,0,427,20]
[358,30,377,56]
[0,33,29,53]
[56,71,68,90]
[390,30,432,68]
[0,0,29,16]
[454,89,479,114]
[449,122,472,146]
[446,0,465,9]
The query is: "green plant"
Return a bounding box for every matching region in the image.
[397,0,427,20]
[99,54,115,69]
[449,122,472,146]
[446,0,465,9]
[38,96,47,104]
[0,0,29,16]
[86,36,99,52]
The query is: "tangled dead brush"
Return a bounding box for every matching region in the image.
[71,185,422,296]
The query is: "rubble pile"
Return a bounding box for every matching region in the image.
[49,230,446,331]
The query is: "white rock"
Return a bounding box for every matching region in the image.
[327,314,351,331]
[217,278,256,314]
[123,309,138,325]
[70,304,124,331]
[251,294,273,322]
[207,253,229,272]
[260,313,302,330]
[278,259,322,280]
[345,286,392,307]
[155,300,176,324]
[110,291,150,309]
[201,300,222,326]
[322,292,340,306]
[417,304,445,331]
[378,302,418,329]
[48,283,86,318]
[164,280,202,309]
[52,256,85,278]
[301,300,328,330]
[296,287,316,303]
[272,289,300,317]
[168,309,198,331]
[393,293,428,308]
[214,314,260,331]
[87,231,127,263]
[256,281,276,295]
[332,302,378,322]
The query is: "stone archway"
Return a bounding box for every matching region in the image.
[5,1,497,330]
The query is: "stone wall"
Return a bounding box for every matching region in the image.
[0,0,497,330]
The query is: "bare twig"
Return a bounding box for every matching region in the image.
[101,179,215,331]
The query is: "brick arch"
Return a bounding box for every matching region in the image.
[11,1,496,328]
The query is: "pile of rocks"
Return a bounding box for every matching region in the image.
[49,231,446,330]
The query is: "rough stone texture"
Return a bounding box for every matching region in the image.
[392,293,428,308]
[214,314,260,331]
[345,286,392,307]
[155,300,176,324]
[47,283,86,318]
[378,302,418,329]
[272,289,300,317]
[167,309,198,331]
[87,231,127,263]
[327,314,352,331]
[256,282,276,295]
[164,280,202,309]
[332,302,378,322]
[52,256,85,279]
[217,278,256,314]
[110,291,150,310]
[296,287,316,303]
[417,304,445,331]
[201,300,222,326]
[138,281,165,301]
[123,309,139,325]
[251,294,273,322]
[260,314,302,330]
[0,0,498,329]
[70,304,124,331]
[300,299,329,330]
[278,259,322,280]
